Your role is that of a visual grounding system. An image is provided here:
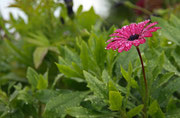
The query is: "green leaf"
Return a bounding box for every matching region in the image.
[151,16,180,45]
[26,67,39,88]
[66,107,109,118]
[80,41,90,70]
[33,47,48,69]
[152,51,165,79]
[121,65,137,88]
[83,71,108,99]
[109,91,123,111]
[26,32,50,46]
[44,91,87,117]
[93,36,106,70]
[170,14,180,28]
[76,5,83,15]
[76,7,100,30]
[172,46,180,67]
[17,87,34,103]
[148,100,165,118]
[63,46,81,65]
[156,72,174,88]
[166,97,179,114]
[37,74,48,90]
[108,81,118,92]
[102,69,110,84]
[127,104,144,118]
[4,39,32,65]
[0,90,8,104]
[148,100,159,115]
[121,65,129,82]
[35,89,61,103]
[56,63,83,78]
[163,57,180,76]
[128,62,133,76]
[152,77,180,107]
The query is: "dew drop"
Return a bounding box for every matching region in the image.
[168,41,172,44]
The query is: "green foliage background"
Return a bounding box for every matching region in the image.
[0,0,180,118]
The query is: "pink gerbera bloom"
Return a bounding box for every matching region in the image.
[106,20,161,53]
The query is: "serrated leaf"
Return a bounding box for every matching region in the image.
[102,69,110,84]
[63,46,81,65]
[109,91,123,111]
[151,16,180,45]
[44,91,88,117]
[66,107,109,118]
[83,71,108,100]
[127,104,144,118]
[33,47,48,69]
[108,81,118,92]
[76,7,100,30]
[152,77,180,107]
[35,89,61,103]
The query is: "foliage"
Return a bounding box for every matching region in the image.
[0,0,180,118]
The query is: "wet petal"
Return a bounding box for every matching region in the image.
[124,42,133,51]
[110,33,127,38]
[142,32,152,37]
[129,23,137,35]
[132,40,141,46]
[137,19,150,34]
[139,38,146,44]
[146,27,161,32]
[122,25,132,37]
[143,22,158,32]
[118,46,125,53]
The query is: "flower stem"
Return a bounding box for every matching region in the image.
[136,46,148,118]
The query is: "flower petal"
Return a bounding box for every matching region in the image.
[139,38,146,44]
[136,20,150,34]
[143,22,158,32]
[118,46,125,53]
[129,23,137,35]
[132,40,141,46]
[109,33,127,38]
[106,20,160,53]
[122,25,132,37]
[142,32,152,37]
[124,42,133,51]
[106,37,127,43]
[147,27,161,32]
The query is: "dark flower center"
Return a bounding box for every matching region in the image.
[128,34,139,41]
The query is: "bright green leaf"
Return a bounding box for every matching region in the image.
[109,91,123,111]
[127,104,144,118]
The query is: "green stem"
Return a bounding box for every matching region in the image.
[124,1,152,15]
[136,46,148,118]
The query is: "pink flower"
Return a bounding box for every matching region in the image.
[106,20,161,53]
